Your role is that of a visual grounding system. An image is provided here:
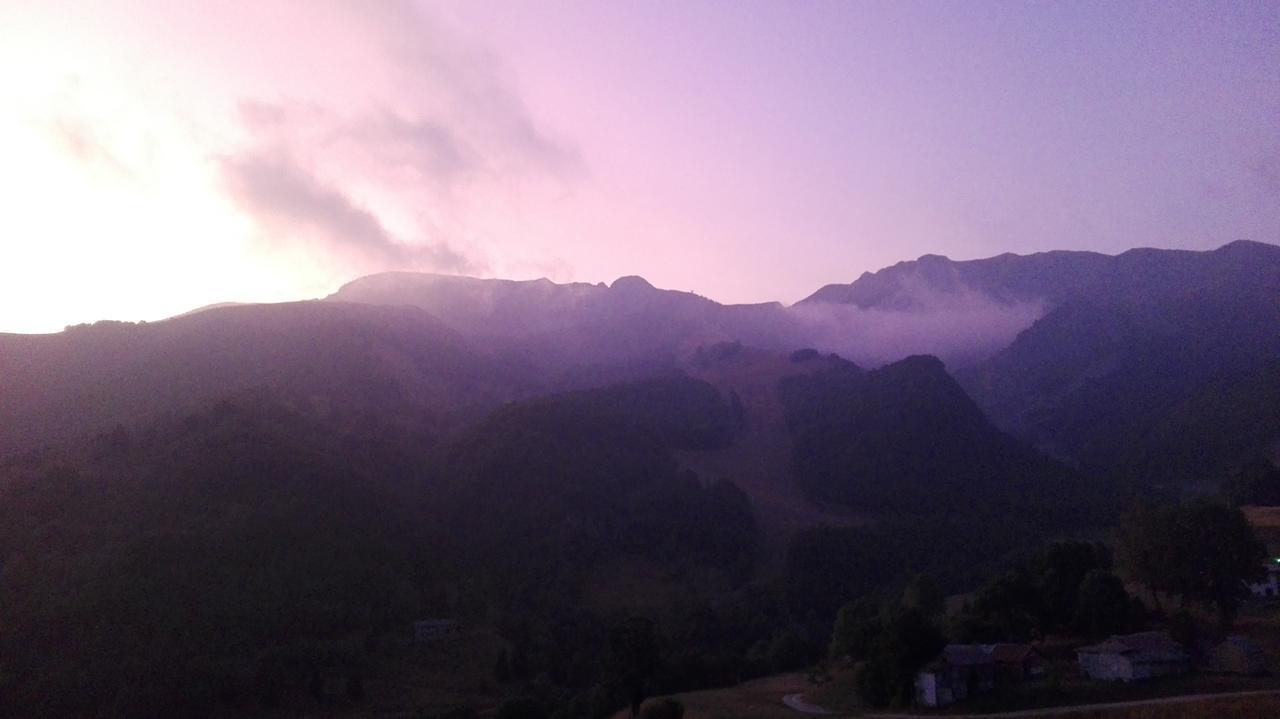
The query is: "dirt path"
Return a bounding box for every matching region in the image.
[677,350,871,574]
[782,693,832,715]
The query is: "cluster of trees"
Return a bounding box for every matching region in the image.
[827,575,946,708]
[823,542,1144,709]
[482,596,820,719]
[485,583,825,718]
[952,541,1143,642]
[1117,500,1266,626]
[782,512,1099,624]
[820,508,1270,711]
[1222,456,1280,507]
[480,617,664,719]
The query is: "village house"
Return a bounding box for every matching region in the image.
[943,644,997,691]
[915,644,999,708]
[990,643,1047,682]
[915,659,969,708]
[1076,631,1190,681]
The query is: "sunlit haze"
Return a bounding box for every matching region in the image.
[2,1,1277,333]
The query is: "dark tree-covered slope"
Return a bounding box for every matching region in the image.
[956,243,1280,483]
[0,400,438,717]
[0,301,528,458]
[0,377,760,717]
[779,354,1100,520]
[439,376,756,593]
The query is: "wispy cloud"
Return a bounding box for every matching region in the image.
[219,148,472,273]
[50,115,135,180]
[357,0,584,182]
[217,0,583,278]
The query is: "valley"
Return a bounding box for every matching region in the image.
[1,241,1278,718]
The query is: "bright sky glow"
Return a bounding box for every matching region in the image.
[1,1,1277,332]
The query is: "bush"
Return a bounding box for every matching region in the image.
[1072,570,1133,637]
[496,697,548,719]
[640,698,684,719]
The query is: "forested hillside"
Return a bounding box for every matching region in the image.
[2,241,1277,717]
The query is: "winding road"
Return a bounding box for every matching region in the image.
[782,687,1280,718]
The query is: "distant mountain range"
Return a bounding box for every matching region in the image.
[948,241,1280,484]
[801,239,1276,309]
[327,240,1280,484]
[4,239,1277,483]
[327,271,808,378]
[3,239,1278,716]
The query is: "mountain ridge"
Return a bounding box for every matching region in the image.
[799,239,1279,309]
[5,239,1277,487]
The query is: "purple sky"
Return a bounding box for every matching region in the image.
[1,1,1277,332]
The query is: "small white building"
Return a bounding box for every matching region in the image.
[916,660,967,708]
[1077,631,1189,682]
[915,644,997,707]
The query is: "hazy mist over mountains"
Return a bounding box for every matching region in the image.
[326,239,1280,370]
[329,267,1047,370]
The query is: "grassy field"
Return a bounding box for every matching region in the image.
[629,678,1280,718]
[283,625,517,718]
[621,674,819,719]
[939,669,1280,715]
